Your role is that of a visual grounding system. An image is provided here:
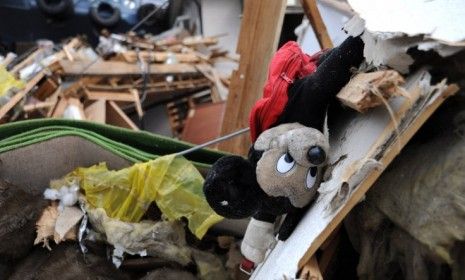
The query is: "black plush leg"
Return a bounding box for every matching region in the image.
[277,206,308,241]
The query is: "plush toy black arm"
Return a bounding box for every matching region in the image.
[277,36,364,130]
[203,156,266,219]
[277,206,308,241]
[253,211,277,223]
[309,36,364,91]
[315,48,334,66]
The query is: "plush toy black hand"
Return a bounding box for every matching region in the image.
[204,36,364,263]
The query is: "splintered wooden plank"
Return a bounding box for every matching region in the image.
[85,78,211,96]
[0,70,45,120]
[252,71,459,278]
[130,89,144,118]
[59,60,198,76]
[122,51,200,63]
[182,36,219,46]
[23,101,55,112]
[106,101,139,131]
[218,0,287,155]
[84,99,106,124]
[85,90,136,102]
[195,64,227,102]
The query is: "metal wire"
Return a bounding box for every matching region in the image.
[175,127,250,156]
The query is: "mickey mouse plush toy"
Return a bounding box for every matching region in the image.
[203,36,364,266]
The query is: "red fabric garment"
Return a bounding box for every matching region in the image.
[249,41,322,142]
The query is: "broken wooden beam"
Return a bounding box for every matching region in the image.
[121,51,200,63]
[130,89,144,118]
[300,0,334,49]
[59,60,198,76]
[218,0,287,154]
[23,101,56,113]
[106,101,139,131]
[0,70,45,120]
[85,90,136,102]
[85,78,211,96]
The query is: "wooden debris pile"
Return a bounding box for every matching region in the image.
[0,31,234,134]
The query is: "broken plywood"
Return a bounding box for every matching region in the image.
[251,70,459,278]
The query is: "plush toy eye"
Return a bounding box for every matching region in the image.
[277,152,295,173]
[307,146,326,165]
[306,167,318,189]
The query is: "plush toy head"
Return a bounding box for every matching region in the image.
[253,123,328,208]
[204,123,328,220]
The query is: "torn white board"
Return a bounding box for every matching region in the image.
[251,70,458,279]
[344,15,419,73]
[344,1,465,73]
[345,15,465,73]
[348,0,465,44]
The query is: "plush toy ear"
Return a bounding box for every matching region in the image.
[203,156,266,219]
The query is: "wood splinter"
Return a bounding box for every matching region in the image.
[337,70,406,113]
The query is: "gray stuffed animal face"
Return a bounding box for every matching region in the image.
[254,123,329,208]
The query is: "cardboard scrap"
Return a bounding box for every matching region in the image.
[337,70,405,113]
[35,203,83,249]
[55,206,84,241]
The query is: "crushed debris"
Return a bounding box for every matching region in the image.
[0,30,234,139]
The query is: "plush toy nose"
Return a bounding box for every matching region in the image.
[307,146,326,165]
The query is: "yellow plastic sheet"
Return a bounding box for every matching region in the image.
[67,155,223,239]
[0,66,24,97]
